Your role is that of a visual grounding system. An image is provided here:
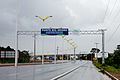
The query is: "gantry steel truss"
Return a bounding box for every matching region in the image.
[17,31,41,35]
[69,30,103,35]
[17,29,103,35]
[15,29,106,66]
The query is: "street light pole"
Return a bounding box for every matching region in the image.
[15,31,18,67]
[35,16,52,64]
[33,34,36,62]
[42,37,44,64]
[15,1,18,66]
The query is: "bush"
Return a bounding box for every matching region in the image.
[0,58,15,63]
[18,50,30,63]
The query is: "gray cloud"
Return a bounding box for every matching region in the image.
[0,0,120,53]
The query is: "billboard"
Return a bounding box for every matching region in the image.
[41,28,68,35]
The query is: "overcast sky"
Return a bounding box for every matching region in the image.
[0,0,120,54]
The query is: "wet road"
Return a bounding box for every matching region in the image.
[0,60,111,80]
[59,61,111,80]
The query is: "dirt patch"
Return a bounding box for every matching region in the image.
[109,72,120,80]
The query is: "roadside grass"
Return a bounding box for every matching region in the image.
[93,61,120,73]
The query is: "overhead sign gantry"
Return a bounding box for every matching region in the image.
[15,29,106,66]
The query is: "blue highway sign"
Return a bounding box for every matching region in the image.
[41,28,68,35]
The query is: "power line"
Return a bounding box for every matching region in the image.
[106,0,118,21]
[107,23,120,42]
[104,0,120,28]
[107,0,120,24]
[105,1,120,42]
[105,1,120,43]
[103,0,120,31]
[103,0,111,23]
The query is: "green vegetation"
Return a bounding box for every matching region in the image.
[93,48,120,73]
[90,48,100,53]
[0,46,14,51]
[105,49,120,69]
[93,61,120,73]
[0,58,15,63]
[18,50,30,63]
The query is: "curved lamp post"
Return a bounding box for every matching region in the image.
[35,16,52,64]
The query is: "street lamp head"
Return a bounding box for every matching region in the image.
[35,16,53,22]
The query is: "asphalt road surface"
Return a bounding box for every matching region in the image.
[0,60,111,80]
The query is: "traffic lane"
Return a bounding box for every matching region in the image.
[16,63,76,80]
[16,61,86,80]
[59,61,112,80]
[35,61,86,80]
[0,66,35,80]
[0,62,73,76]
[0,61,86,80]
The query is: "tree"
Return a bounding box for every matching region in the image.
[90,48,100,53]
[105,54,114,65]
[0,46,14,51]
[6,46,14,51]
[105,49,120,68]
[0,46,5,51]
[18,50,30,63]
[113,49,120,67]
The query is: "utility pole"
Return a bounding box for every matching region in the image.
[99,29,106,64]
[102,30,105,64]
[95,42,99,59]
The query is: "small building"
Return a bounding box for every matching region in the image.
[0,51,15,63]
[0,51,15,58]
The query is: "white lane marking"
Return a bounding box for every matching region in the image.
[50,62,88,80]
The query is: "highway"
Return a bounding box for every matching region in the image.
[59,61,111,80]
[0,60,111,80]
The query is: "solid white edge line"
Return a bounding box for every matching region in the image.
[50,65,80,80]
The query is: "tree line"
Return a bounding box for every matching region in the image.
[91,47,120,68]
[105,49,120,68]
[0,46,30,63]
